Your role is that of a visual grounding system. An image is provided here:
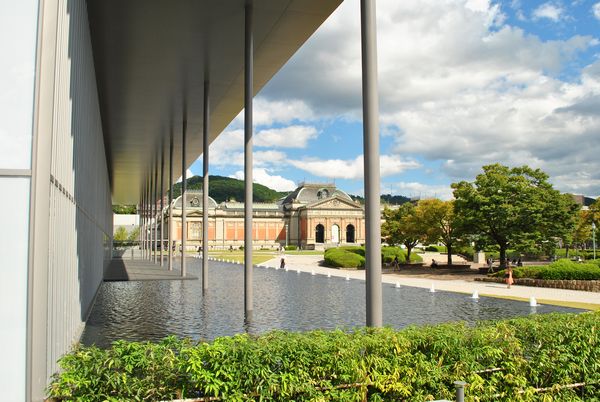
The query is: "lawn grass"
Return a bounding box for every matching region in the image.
[459,292,600,311]
[208,250,274,265]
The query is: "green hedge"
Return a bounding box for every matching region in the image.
[48,312,600,401]
[284,245,297,251]
[491,259,600,280]
[424,245,446,252]
[324,246,422,268]
[324,247,365,268]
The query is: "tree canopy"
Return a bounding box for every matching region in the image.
[452,164,578,267]
[417,199,461,265]
[381,203,426,262]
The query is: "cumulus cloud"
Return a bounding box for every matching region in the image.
[228,98,315,129]
[593,3,600,20]
[255,125,318,148]
[288,155,420,180]
[532,2,565,21]
[230,168,296,192]
[257,0,600,195]
[389,182,454,201]
[176,169,195,183]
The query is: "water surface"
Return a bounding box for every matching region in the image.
[81,259,582,347]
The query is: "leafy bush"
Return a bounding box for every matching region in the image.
[49,312,600,401]
[284,245,297,251]
[454,245,475,261]
[556,248,597,259]
[381,246,422,263]
[424,245,447,252]
[491,259,600,280]
[324,246,422,268]
[324,247,365,268]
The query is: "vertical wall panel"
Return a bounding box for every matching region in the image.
[44,0,112,381]
[0,0,39,399]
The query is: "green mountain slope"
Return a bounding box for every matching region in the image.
[171,175,288,203]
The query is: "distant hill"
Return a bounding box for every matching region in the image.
[112,179,413,211]
[350,193,411,205]
[171,175,288,203]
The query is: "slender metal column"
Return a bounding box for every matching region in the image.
[141,184,145,259]
[154,159,159,264]
[151,165,155,262]
[244,0,254,319]
[361,0,382,327]
[146,178,151,260]
[202,80,210,290]
[168,132,174,271]
[144,180,149,259]
[160,147,165,267]
[181,119,188,277]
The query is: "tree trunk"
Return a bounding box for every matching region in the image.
[565,244,570,258]
[405,244,412,263]
[446,243,453,265]
[499,246,507,269]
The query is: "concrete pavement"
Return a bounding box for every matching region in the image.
[263,254,600,308]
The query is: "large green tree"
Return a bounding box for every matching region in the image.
[452,164,578,267]
[417,199,461,265]
[590,197,600,226]
[381,203,426,262]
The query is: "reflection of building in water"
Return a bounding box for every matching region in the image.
[163,183,365,250]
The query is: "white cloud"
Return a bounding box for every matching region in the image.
[230,168,297,192]
[288,155,420,180]
[593,2,600,20]
[391,182,454,201]
[176,169,195,183]
[228,98,315,129]
[532,2,564,21]
[255,125,318,148]
[256,0,600,195]
[208,130,290,168]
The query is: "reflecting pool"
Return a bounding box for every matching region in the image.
[81,259,582,348]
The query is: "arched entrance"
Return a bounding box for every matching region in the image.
[315,224,325,243]
[346,224,355,243]
[331,224,340,244]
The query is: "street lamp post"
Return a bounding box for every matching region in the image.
[593,222,596,260]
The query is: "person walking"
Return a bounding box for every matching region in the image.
[505,265,514,289]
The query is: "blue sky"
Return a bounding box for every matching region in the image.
[190,0,600,199]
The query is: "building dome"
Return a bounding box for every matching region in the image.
[173,190,218,209]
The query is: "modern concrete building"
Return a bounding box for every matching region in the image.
[0,1,382,400]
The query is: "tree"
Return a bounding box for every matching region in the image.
[416,199,461,265]
[452,164,578,268]
[571,210,591,255]
[128,226,141,242]
[590,197,600,227]
[381,203,426,262]
[114,226,128,242]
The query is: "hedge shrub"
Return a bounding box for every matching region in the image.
[48,312,600,401]
[324,246,422,268]
[324,246,365,268]
[424,245,446,252]
[491,259,600,280]
[284,245,297,251]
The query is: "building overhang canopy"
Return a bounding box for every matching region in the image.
[86,0,342,204]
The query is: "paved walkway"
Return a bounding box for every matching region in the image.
[263,254,600,308]
[104,259,197,281]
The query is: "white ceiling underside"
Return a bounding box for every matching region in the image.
[86,0,342,204]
